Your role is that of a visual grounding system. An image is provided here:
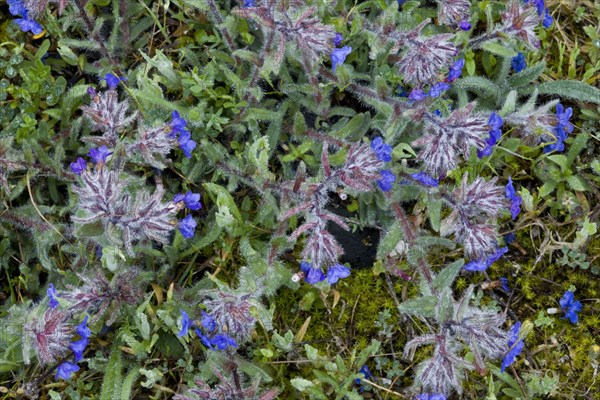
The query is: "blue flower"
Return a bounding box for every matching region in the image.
[428,82,451,98]
[417,394,447,400]
[478,112,503,158]
[333,33,343,47]
[326,264,350,284]
[210,334,238,350]
[331,46,352,72]
[447,58,465,82]
[14,15,43,35]
[464,247,508,271]
[500,277,510,292]
[194,328,213,348]
[55,362,80,380]
[300,261,326,284]
[501,322,524,372]
[76,316,91,340]
[174,191,202,211]
[201,311,216,332]
[370,137,392,162]
[504,232,516,245]
[178,215,196,239]
[525,0,545,15]
[8,0,27,16]
[555,103,574,134]
[559,291,582,324]
[505,177,521,220]
[511,52,527,72]
[408,88,426,101]
[354,365,372,384]
[69,337,89,361]
[459,20,471,31]
[104,73,125,90]
[88,146,111,164]
[243,0,255,7]
[178,130,197,158]
[47,283,59,308]
[70,158,87,175]
[178,309,191,337]
[410,172,439,187]
[542,8,553,28]
[377,170,396,192]
[170,111,188,137]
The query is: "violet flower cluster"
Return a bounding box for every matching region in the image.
[330,34,352,73]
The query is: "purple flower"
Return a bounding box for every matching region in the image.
[243,0,255,7]
[428,82,451,98]
[178,130,197,158]
[525,0,545,15]
[69,337,88,361]
[175,191,202,211]
[178,215,196,239]
[47,284,59,308]
[370,137,392,162]
[326,264,350,284]
[201,311,216,332]
[459,20,471,31]
[331,46,352,72]
[333,33,343,47]
[70,157,87,175]
[501,322,524,372]
[75,316,91,340]
[104,73,124,90]
[447,58,465,82]
[511,52,527,72]
[8,0,27,16]
[409,88,426,101]
[301,261,326,284]
[195,328,213,348]
[88,146,111,164]
[560,291,582,324]
[504,232,516,245]
[210,333,238,350]
[417,394,447,400]
[87,87,97,97]
[377,170,396,192]
[464,247,508,271]
[55,362,80,380]
[505,177,521,220]
[555,103,574,133]
[178,309,191,337]
[410,172,439,187]
[14,16,43,34]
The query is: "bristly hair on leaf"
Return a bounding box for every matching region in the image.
[22,308,72,366]
[437,0,471,28]
[80,90,137,145]
[203,291,256,343]
[396,20,457,85]
[500,0,542,49]
[415,104,489,177]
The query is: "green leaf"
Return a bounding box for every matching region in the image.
[398,296,437,318]
[428,198,442,232]
[121,368,140,400]
[566,175,587,191]
[520,187,535,212]
[507,61,546,87]
[331,113,370,140]
[481,42,517,57]
[500,90,517,115]
[291,377,315,391]
[537,80,600,104]
[456,77,501,102]
[565,133,588,169]
[432,260,465,292]
[100,345,123,400]
[538,182,556,197]
[377,221,403,259]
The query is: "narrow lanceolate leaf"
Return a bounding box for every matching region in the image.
[537,80,600,104]
[398,296,437,318]
[100,345,123,400]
